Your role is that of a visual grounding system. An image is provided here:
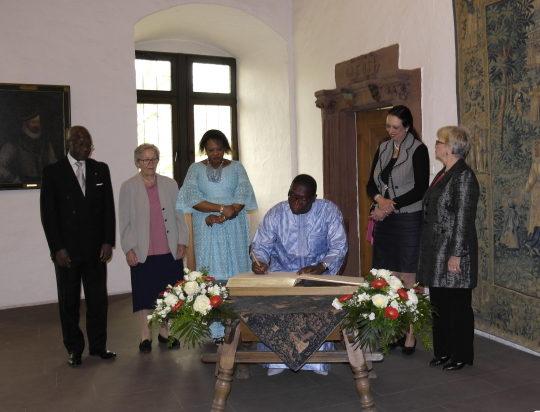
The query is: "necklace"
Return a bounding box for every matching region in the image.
[206,159,224,183]
[394,141,400,151]
[140,172,156,183]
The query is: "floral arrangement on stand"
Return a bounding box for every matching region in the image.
[148,267,230,348]
[332,268,435,355]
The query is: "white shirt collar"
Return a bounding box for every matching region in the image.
[67,153,86,177]
[67,153,84,166]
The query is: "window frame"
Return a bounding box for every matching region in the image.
[135,50,237,184]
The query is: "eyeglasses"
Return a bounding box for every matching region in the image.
[435,140,446,146]
[139,158,159,165]
[288,192,313,203]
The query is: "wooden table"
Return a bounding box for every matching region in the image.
[201,318,383,412]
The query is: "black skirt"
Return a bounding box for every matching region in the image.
[372,211,422,273]
[130,253,184,312]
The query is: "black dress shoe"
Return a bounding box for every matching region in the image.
[443,361,473,371]
[401,339,416,356]
[89,349,116,359]
[139,339,152,353]
[67,352,82,367]
[428,356,451,366]
[157,333,180,348]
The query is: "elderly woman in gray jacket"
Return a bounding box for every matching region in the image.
[119,143,189,353]
[417,126,479,371]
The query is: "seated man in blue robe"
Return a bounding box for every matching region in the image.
[251,174,348,375]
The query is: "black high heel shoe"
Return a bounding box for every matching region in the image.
[428,356,450,366]
[443,361,473,371]
[387,335,406,350]
[401,338,416,356]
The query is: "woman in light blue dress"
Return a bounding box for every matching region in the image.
[176,130,257,340]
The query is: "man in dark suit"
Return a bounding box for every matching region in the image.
[40,126,116,367]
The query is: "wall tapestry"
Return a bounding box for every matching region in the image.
[454,0,540,352]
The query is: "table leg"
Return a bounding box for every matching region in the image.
[363,344,376,379]
[235,341,252,379]
[214,344,223,377]
[211,323,241,412]
[342,330,377,412]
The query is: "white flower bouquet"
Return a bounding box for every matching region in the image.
[148,267,230,348]
[333,268,435,355]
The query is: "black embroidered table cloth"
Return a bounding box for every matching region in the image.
[230,295,347,371]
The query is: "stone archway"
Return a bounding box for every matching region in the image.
[315,44,421,277]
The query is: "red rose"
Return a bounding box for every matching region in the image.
[204,276,216,282]
[172,301,184,311]
[371,279,388,289]
[397,289,409,300]
[384,307,399,319]
[209,295,223,307]
[414,286,424,293]
[338,294,353,303]
[158,290,166,297]
[174,280,187,287]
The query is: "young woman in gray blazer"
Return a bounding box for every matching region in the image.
[367,105,430,354]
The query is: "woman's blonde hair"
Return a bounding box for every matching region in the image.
[437,126,472,159]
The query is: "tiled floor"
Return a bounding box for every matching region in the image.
[1,293,540,412]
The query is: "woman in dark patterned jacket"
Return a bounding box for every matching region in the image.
[417,125,479,371]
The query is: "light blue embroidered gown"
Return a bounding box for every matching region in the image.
[176,160,257,338]
[251,199,348,372]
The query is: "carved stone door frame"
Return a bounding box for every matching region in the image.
[314,44,421,277]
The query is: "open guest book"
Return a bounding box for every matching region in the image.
[226,272,363,296]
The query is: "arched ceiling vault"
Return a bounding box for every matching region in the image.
[134,4,286,58]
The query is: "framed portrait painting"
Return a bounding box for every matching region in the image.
[0,83,70,190]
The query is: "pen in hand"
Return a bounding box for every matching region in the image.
[251,251,269,274]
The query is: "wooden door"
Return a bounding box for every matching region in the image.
[357,109,390,275]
